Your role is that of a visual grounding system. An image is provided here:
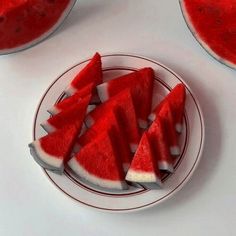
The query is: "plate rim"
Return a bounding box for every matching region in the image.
[31,53,205,213]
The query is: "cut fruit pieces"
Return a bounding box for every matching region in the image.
[78,109,132,171]
[159,102,180,156]
[181,0,236,69]
[85,89,140,152]
[148,117,174,173]
[42,95,91,133]
[48,83,94,115]
[97,67,154,128]
[65,53,103,96]
[125,133,162,187]
[149,84,186,133]
[29,124,79,173]
[68,129,128,190]
[0,0,75,53]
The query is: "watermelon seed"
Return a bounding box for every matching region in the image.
[47,0,56,4]
[39,12,47,17]
[216,18,222,25]
[197,6,204,13]
[15,27,22,33]
[0,16,5,23]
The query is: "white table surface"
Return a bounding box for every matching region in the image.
[0,1,236,235]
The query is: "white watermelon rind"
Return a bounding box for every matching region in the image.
[29,140,64,174]
[47,106,60,116]
[64,85,77,97]
[170,145,181,156]
[0,0,77,55]
[41,121,56,133]
[179,0,236,70]
[68,157,128,190]
[158,161,174,173]
[47,103,96,117]
[97,83,109,102]
[125,169,162,187]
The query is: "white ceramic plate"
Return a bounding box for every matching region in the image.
[32,54,205,212]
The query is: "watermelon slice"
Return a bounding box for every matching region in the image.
[180,0,236,69]
[148,117,174,173]
[85,89,140,152]
[42,95,91,133]
[158,102,180,156]
[29,124,79,173]
[65,53,103,96]
[48,83,94,115]
[149,84,186,133]
[0,0,76,54]
[68,129,128,190]
[78,109,132,171]
[125,133,162,187]
[97,68,154,128]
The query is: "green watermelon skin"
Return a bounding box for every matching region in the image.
[126,132,162,186]
[85,89,141,152]
[0,0,76,54]
[148,117,174,173]
[69,129,128,190]
[65,53,103,96]
[29,124,79,173]
[97,68,154,128]
[149,84,186,133]
[48,83,94,115]
[78,109,132,171]
[42,95,91,133]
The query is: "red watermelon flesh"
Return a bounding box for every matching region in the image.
[85,89,140,152]
[97,67,154,128]
[78,109,132,171]
[29,124,79,173]
[0,0,73,51]
[125,132,162,186]
[158,102,180,156]
[68,129,128,190]
[149,84,186,133]
[65,53,103,96]
[48,83,94,115]
[181,0,236,68]
[42,95,91,133]
[148,117,174,173]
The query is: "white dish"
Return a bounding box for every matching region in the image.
[32,54,205,212]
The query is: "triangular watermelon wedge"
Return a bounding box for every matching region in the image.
[48,83,94,115]
[78,108,132,171]
[125,132,162,187]
[158,102,180,156]
[148,116,174,173]
[68,129,128,190]
[149,84,186,133]
[85,89,140,152]
[29,125,79,173]
[42,95,91,133]
[97,67,154,128]
[65,53,103,96]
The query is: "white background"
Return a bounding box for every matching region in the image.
[0,0,236,235]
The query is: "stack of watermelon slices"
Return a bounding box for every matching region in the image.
[29,52,186,190]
